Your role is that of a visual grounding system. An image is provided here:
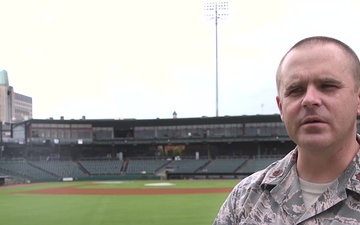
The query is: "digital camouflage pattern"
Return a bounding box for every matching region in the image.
[213,146,360,224]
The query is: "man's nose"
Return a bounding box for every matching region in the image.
[301,87,321,108]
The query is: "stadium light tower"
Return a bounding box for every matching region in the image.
[204,1,229,117]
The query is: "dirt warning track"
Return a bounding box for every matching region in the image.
[18,186,232,195]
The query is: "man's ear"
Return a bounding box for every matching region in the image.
[276,96,284,121]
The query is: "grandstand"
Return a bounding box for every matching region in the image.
[0,114,299,184]
[0,156,287,183]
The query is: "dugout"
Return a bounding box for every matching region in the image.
[0,176,9,186]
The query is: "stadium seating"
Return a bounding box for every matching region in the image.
[163,159,209,173]
[237,157,281,173]
[0,160,56,180]
[0,155,283,183]
[79,159,123,175]
[30,160,86,178]
[125,159,170,174]
[201,158,247,173]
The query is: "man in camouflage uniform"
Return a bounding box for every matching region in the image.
[213,36,360,224]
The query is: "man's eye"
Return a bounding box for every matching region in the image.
[322,84,337,89]
[290,88,303,94]
[292,88,302,92]
[285,88,303,97]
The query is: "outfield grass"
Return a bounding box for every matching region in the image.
[0,180,239,225]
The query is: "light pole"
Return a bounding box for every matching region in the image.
[204,1,229,117]
[0,121,2,160]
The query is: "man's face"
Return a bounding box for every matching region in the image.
[276,43,360,151]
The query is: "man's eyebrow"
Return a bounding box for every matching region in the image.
[318,77,342,84]
[284,80,302,90]
[283,76,343,91]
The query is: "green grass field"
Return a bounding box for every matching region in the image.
[0,180,239,225]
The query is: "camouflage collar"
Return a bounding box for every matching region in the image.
[260,149,297,190]
[341,133,360,196]
[346,149,360,196]
[261,134,360,197]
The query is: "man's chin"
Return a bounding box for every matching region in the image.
[297,134,330,149]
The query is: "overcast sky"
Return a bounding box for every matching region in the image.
[1,0,360,120]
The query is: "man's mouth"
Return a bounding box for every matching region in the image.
[302,117,324,125]
[305,120,321,124]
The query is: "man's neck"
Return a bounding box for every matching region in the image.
[296,142,359,183]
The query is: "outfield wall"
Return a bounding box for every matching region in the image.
[166,172,252,180]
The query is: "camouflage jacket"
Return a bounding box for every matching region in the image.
[213,148,360,225]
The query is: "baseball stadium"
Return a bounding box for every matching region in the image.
[0,114,308,224]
